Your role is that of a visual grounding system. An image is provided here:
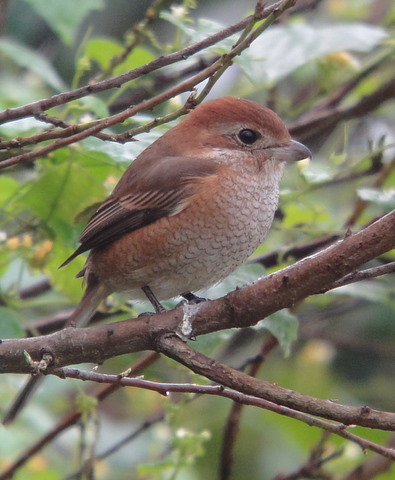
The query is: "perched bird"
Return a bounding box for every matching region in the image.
[3,97,311,423]
[62,96,311,320]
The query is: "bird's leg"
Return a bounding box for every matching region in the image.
[142,285,166,314]
[182,292,207,304]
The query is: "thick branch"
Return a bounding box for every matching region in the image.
[157,336,395,432]
[0,209,394,374]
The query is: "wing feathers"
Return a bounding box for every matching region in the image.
[79,188,185,246]
[60,156,218,268]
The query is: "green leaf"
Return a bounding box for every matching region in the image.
[0,307,24,339]
[138,428,210,476]
[0,38,65,91]
[282,202,331,229]
[86,37,155,74]
[83,126,167,164]
[330,281,393,306]
[75,391,98,423]
[182,17,236,52]
[85,37,124,69]
[21,0,105,46]
[15,470,60,480]
[67,95,109,119]
[300,164,334,184]
[114,46,155,75]
[259,310,299,356]
[17,155,106,231]
[0,118,43,137]
[247,22,388,84]
[0,177,19,205]
[197,19,234,49]
[160,11,188,31]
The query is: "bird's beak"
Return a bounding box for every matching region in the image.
[281,139,312,163]
[268,139,312,164]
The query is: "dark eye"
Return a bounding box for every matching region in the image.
[238,129,258,145]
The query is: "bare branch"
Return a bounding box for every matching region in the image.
[0,0,291,125]
[0,352,160,480]
[0,0,296,170]
[323,261,395,292]
[157,335,395,431]
[44,365,395,459]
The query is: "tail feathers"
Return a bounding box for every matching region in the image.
[3,279,110,425]
[67,279,110,328]
[58,245,87,269]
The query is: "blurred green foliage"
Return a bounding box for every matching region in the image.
[0,0,394,479]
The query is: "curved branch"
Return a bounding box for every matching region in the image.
[48,366,395,459]
[0,211,394,431]
[157,335,395,433]
[1,209,394,374]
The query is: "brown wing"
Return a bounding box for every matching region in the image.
[60,155,218,267]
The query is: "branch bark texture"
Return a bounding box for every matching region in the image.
[1,209,394,374]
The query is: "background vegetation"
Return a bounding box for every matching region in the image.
[0,0,394,479]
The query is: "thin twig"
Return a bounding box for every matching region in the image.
[0,0,289,125]
[0,0,295,170]
[323,261,395,292]
[219,335,278,480]
[46,363,395,461]
[0,352,160,480]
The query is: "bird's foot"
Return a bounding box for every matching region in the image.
[181,292,208,305]
[142,285,167,314]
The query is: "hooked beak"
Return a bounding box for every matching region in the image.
[268,139,312,164]
[283,139,312,163]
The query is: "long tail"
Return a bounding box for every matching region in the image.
[66,277,110,328]
[3,279,110,425]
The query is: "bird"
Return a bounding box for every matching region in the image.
[3,96,311,424]
[62,96,311,320]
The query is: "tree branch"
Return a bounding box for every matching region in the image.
[0,352,160,480]
[289,77,395,142]
[48,365,395,459]
[0,0,290,125]
[1,209,394,374]
[0,210,394,433]
[157,335,395,431]
[0,0,296,170]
